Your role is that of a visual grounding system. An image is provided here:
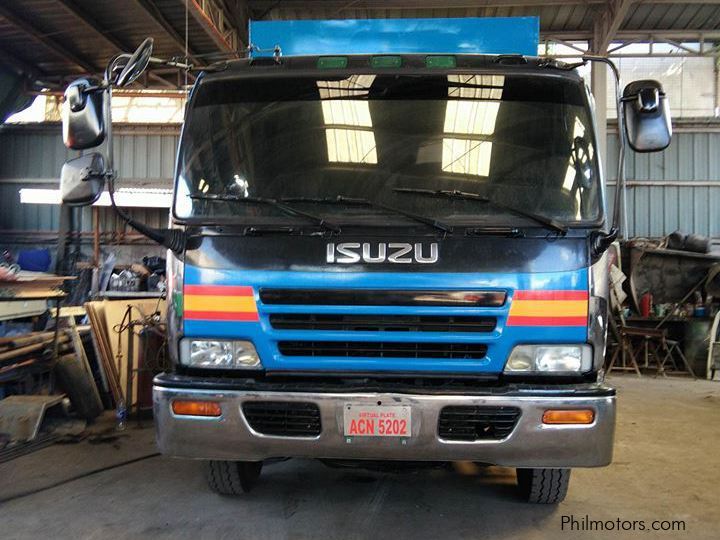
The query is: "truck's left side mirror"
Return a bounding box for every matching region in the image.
[60,153,106,206]
[62,78,108,150]
[622,80,672,152]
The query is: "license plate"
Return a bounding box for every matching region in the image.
[343,404,411,437]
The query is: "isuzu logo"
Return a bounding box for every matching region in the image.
[326,242,439,264]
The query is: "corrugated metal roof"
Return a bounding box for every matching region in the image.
[0,0,238,88]
[3,1,720,88]
[248,1,720,38]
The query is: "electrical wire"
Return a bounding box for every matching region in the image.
[0,452,161,504]
[184,0,189,90]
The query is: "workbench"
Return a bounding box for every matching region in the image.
[624,316,713,375]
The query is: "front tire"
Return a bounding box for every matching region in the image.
[205,460,263,495]
[516,468,571,503]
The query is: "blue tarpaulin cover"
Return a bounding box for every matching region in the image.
[249,17,539,58]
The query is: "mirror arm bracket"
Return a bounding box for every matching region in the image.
[590,227,619,264]
[582,55,627,238]
[106,173,186,253]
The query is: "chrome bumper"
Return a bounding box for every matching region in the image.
[153,381,615,468]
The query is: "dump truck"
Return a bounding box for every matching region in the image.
[59,17,671,503]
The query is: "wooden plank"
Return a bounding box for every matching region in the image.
[66,315,102,406]
[86,317,110,396]
[85,301,123,404]
[0,291,66,299]
[0,331,56,347]
[55,306,87,317]
[0,334,70,364]
[94,304,121,402]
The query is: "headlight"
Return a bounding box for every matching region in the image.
[504,345,592,374]
[180,339,262,369]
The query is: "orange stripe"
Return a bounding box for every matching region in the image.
[509,300,587,317]
[184,294,257,313]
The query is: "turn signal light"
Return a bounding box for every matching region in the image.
[542,409,595,425]
[172,400,222,417]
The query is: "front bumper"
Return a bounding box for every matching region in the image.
[153,376,615,468]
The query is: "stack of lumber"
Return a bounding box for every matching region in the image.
[0,330,77,379]
[0,323,104,421]
[0,272,74,299]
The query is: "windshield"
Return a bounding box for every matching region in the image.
[175,72,602,227]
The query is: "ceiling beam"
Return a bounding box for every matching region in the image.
[0,2,98,74]
[543,29,720,42]
[222,0,249,47]
[187,0,242,54]
[248,0,608,9]
[592,0,634,53]
[248,0,720,7]
[635,0,720,3]
[0,45,44,79]
[54,0,177,89]
[132,0,203,64]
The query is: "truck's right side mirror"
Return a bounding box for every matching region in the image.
[622,79,672,152]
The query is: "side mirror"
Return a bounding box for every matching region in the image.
[62,78,107,149]
[116,37,154,87]
[590,227,618,263]
[622,80,672,152]
[60,153,106,206]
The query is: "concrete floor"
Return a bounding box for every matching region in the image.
[1,375,718,540]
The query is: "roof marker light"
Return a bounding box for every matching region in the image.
[426,55,456,69]
[317,56,348,69]
[371,56,402,68]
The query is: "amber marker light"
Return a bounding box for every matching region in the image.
[542,409,595,425]
[172,400,222,417]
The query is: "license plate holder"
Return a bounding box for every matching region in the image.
[343,404,411,437]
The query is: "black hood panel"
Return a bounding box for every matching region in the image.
[184,233,588,274]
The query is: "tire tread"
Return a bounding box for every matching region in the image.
[517,468,571,504]
[205,460,244,495]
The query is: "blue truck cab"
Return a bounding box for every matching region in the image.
[59,18,672,503]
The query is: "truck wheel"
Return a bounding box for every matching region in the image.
[516,468,571,504]
[205,460,263,495]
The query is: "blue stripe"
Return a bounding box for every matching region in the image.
[182,265,589,373]
[184,267,587,291]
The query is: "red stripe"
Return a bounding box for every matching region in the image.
[184,285,254,296]
[184,310,259,321]
[507,316,587,327]
[513,290,588,301]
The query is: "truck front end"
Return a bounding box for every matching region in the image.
[153,52,615,503]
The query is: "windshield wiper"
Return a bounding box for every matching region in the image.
[279,195,454,234]
[189,194,342,233]
[392,188,568,235]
